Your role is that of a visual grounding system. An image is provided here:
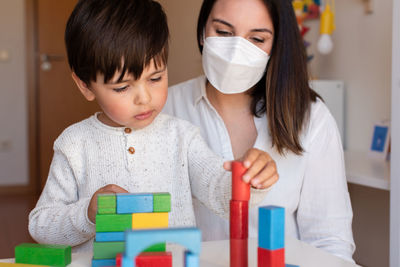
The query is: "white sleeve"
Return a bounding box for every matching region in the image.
[187,132,268,219]
[28,149,95,246]
[297,112,355,262]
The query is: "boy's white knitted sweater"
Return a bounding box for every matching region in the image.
[29,113,265,252]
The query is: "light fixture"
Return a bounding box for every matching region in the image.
[317,0,335,55]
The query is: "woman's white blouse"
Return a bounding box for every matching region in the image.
[163,75,355,262]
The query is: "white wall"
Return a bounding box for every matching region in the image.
[0,0,29,185]
[304,0,392,151]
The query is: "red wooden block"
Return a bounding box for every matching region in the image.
[232,161,250,201]
[135,251,172,267]
[230,239,248,267]
[257,247,285,267]
[116,253,122,267]
[230,200,249,239]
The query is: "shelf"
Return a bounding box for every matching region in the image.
[344,150,390,191]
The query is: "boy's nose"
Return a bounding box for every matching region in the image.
[134,86,151,105]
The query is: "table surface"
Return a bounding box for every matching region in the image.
[1,237,361,267]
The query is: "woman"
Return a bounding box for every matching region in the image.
[163,0,355,262]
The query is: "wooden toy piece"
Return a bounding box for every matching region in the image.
[258,206,285,250]
[91,258,116,267]
[184,251,199,267]
[0,263,48,267]
[15,243,71,267]
[230,239,248,267]
[153,192,171,212]
[257,247,284,267]
[96,231,125,242]
[231,161,250,201]
[116,253,122,267]
[135,252,172,267]
[117,193,153,214]
[124,228,201,259]
[96,214,132,232]
[132,212,168,229]
[97,194,116,214]
[285,265,300,267]
[230,200,249,239]
[93,241,125,260]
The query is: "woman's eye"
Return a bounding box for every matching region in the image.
[113,85,128,93]
[150,76,162,82]
[251,37,265,43]
[216,30,232,36]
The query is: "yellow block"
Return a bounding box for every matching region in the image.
[0,263,48,267]
[132,212,169,229]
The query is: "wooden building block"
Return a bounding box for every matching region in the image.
[124,228,201,259]
[258,206,285,250]
[135,252,172,267]
[116,253,122,267]
[15,243,71,267]
[184,251,199,267]
[257,247,284,267]
[96,214,132,232]
[0,263,48,267]
[117,193,153,214]
[230,239,248,267]
[96,231,125,242]
[97,194,116,214]
[230,200,249,239]
[153,193,171,212]
[91,258,116,267]
[93,241,125,260]
[231,161,250,201]
[131,213,168,229]
[285,265,300,267]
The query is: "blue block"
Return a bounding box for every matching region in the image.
[116,193,153,214]
[92,258,116,267]
[125,227,201,261]
[258,206,285,250]
[286,265,300,267]
[121,255,134,267]
[96,231,125,242]
[185,251,199,267]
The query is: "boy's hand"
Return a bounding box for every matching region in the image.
[223,148,279,189]
[88,184,129,223]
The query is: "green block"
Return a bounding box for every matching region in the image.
[96,214,132,232]
[153,192,171,212]
[143,242,166,252]
[97,194,116,214]
[15,243,71,267]
[93,241,124,259]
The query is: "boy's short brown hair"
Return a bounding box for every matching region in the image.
[65,0,169,84]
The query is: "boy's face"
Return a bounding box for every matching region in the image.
[74,61,168,130]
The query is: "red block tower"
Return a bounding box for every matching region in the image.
[230,161,250,267]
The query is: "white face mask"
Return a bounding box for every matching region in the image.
[202,36,270,94]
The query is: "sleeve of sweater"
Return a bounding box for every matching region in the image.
[187,131,268,219]
[297,107,355,262]
[28,147,95,246]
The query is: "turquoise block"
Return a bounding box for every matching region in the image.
[116,193,153,214]
[185,251,199,267]
[258,206,285,250]
[91,258,116,267]
[121,255,134,267]
[96,231,125,242]
[285,265,300,267]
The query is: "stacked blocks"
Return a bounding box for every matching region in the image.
[122,227,201,267]
[230,161,250,267]
[92,192,171,267]
[258,206,299,267]
[15,243,71,267]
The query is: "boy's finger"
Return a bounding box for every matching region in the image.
[242,154,272,183]
[101,184,129,194]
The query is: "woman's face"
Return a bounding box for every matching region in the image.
[204,0,274,54]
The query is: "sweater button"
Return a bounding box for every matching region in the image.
[128,147,135,154]
[124,128,132,134]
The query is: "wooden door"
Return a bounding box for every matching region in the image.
[36,0,99,190]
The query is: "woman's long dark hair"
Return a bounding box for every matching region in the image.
[197,0,319,155]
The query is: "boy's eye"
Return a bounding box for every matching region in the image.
[113,85,128,93]
[150,76,162,82]
[216,29,233,36]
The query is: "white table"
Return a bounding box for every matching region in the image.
[0,237,361,267]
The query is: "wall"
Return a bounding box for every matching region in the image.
[0,0,29,186]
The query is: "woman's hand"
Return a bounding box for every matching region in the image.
[87,184,129,223]
[224,148,279,189]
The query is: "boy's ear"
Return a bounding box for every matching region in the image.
[71,72,96,101]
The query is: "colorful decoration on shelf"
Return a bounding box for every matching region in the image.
[317,1,336,55]
[292,0,321,62]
